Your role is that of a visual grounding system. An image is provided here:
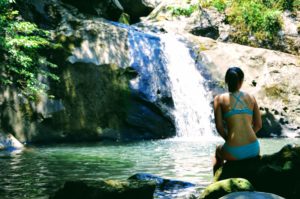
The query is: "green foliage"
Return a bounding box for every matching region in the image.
[200,0,299,47]
[227,0,282,44]
[168,4,198,17]
[211,0,227,12]
[0,0,60,100]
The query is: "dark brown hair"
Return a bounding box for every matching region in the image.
[225,67,244,92]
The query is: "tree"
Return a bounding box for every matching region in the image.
[0,0,60,100]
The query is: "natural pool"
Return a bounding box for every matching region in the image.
[1,137,300,199]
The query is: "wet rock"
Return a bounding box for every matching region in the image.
[214,144,300,199]
[50,179,156,199]
[129,173,197,198]
[129,173,195,190]
[0,133,23,151]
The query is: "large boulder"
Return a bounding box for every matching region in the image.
[214,144,300,199]
[50,180,156,199]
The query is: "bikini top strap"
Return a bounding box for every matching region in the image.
[231,92,247,109]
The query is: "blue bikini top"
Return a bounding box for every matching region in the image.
[223,92,253,118]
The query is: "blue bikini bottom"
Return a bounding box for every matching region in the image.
[223,140,260,160]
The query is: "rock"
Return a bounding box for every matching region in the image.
[4,1,175,143]
[220,191,285,199]
[190,34,300,137]
[50,179,156,199]
[118,0,155,23]
[15,0,62,29]
[278,11,300,55]
[190,8,227,40]
[214,144,300,199]
[199,178,254,199]
[129,173,195,190]
[0,133,24,151]
[61,0,123,21]
[129,173,197,198]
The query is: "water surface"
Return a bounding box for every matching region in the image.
[0,138,299,198]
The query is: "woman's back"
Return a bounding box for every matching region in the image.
[219,91,257,146]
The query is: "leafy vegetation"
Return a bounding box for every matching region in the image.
[200,0,300,46]
[0,0,60,100]
[168,4,198,17]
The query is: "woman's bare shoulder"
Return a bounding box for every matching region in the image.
[214,93,229,104]
[242,91,256,103]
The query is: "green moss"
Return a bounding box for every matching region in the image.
[118,13,130,25]
[200,178,254,199]
[168,4,198,17]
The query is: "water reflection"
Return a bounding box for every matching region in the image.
[0,138,300,198]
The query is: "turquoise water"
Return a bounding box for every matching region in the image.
[0,138,299,198]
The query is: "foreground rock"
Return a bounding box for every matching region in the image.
[50,179,156,199]
[50,173,198,199]
[214,144,300,199]
[220,191,285,199]
[129,173,195,190]
[199,178,254,199]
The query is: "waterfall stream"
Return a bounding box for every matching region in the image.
[160,34,214,137]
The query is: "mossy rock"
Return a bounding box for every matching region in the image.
[50,179,156,199]
[119,13,131,25]
[200,178,254,199]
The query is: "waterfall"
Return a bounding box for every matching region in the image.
[123,23,215,137]
[160,34,214,137]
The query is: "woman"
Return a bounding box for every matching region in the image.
[213,67,262,174]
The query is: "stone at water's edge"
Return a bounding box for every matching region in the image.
[49,180,156,199]
[214,144,300,199]
[199,178,254,199]
[129,173,195,190]
[50,174,201,199]
[220,191,285,199]
[0,133,23,150]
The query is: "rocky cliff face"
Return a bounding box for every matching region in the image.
[139,0,300,137]
[192,36,300,137]
[1,0,175,143]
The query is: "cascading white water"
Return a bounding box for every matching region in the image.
[161,34,214,137]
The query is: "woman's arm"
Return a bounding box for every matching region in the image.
[213,95,227,140]
[252,96,262,133]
